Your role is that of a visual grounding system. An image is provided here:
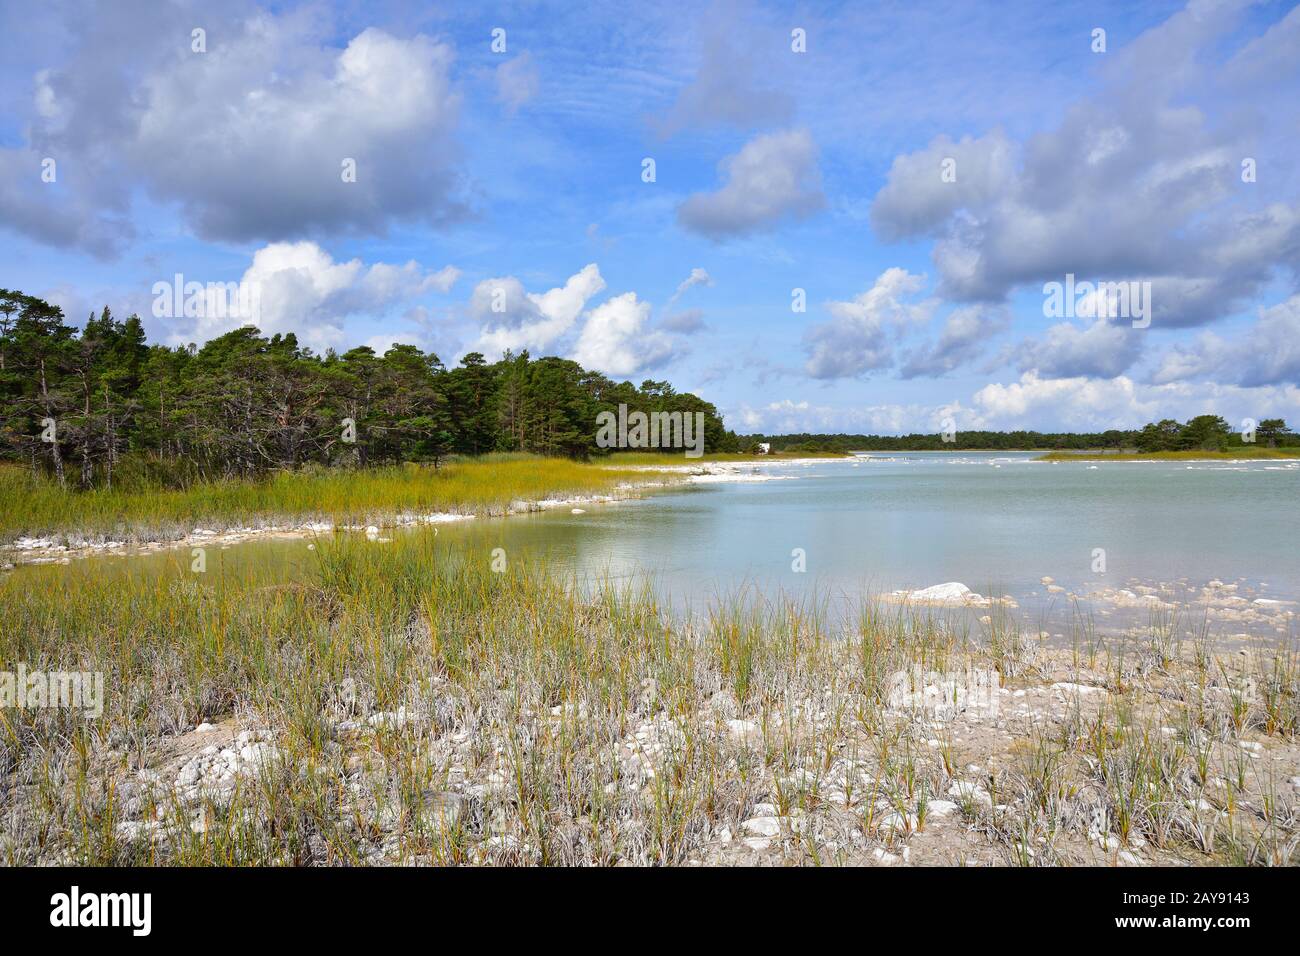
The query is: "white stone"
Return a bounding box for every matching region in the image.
[239,742,276,766]
[726,718,759,740]
[925,799,959,819]
[1050,682,1106,696]
[947,782,992,808]
[1091,831,1121,851]
[903,582,972,603]
[886,666,1000,720]
[878,811,916,834]
[741,816,782,838]
[115,820,160,842]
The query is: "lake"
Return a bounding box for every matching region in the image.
[18,451,1300,642]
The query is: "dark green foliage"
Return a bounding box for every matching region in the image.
[0,290,735,488]
[747,417,1294,454]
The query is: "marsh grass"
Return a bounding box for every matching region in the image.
[0,527,1296,866]
[0,454,653,544]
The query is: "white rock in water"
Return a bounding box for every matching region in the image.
[890,581,1010,607]
[907,582,973,603]
[570,508,586,515]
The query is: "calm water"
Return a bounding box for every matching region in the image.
[18,452,1300,637]
[454,452,1300,620]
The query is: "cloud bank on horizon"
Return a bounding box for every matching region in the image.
[1,0,1298,435]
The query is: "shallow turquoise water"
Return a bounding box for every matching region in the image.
[459,452,1300,614]
[16,451,1300,638]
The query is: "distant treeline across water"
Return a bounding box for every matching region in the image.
[738,417,1297,454]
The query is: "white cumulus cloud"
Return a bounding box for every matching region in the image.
[174,240,458,351]
[470,264,606,357]
[677,129,824,239]
[572,292,676,377]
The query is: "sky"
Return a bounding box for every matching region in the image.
[1,0,1298,435]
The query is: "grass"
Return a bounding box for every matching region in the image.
[0,454,658,544]
[1,527,1296,866]
[1039,448,1300,461]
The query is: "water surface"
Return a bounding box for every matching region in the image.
[15,452,1300,640]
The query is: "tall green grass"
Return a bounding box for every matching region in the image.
[0,454,652,543]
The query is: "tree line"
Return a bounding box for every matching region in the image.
[0,290,737,489]
[743,416,1295,454]
[1131,416,1292,452]
[5,289,1292,490]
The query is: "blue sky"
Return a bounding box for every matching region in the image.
[2,0,1298,434]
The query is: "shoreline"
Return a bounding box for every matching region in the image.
[1,478,673,566]
[2,460,812,567]
[3,540,1296,867]
[8,459,1299,639]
